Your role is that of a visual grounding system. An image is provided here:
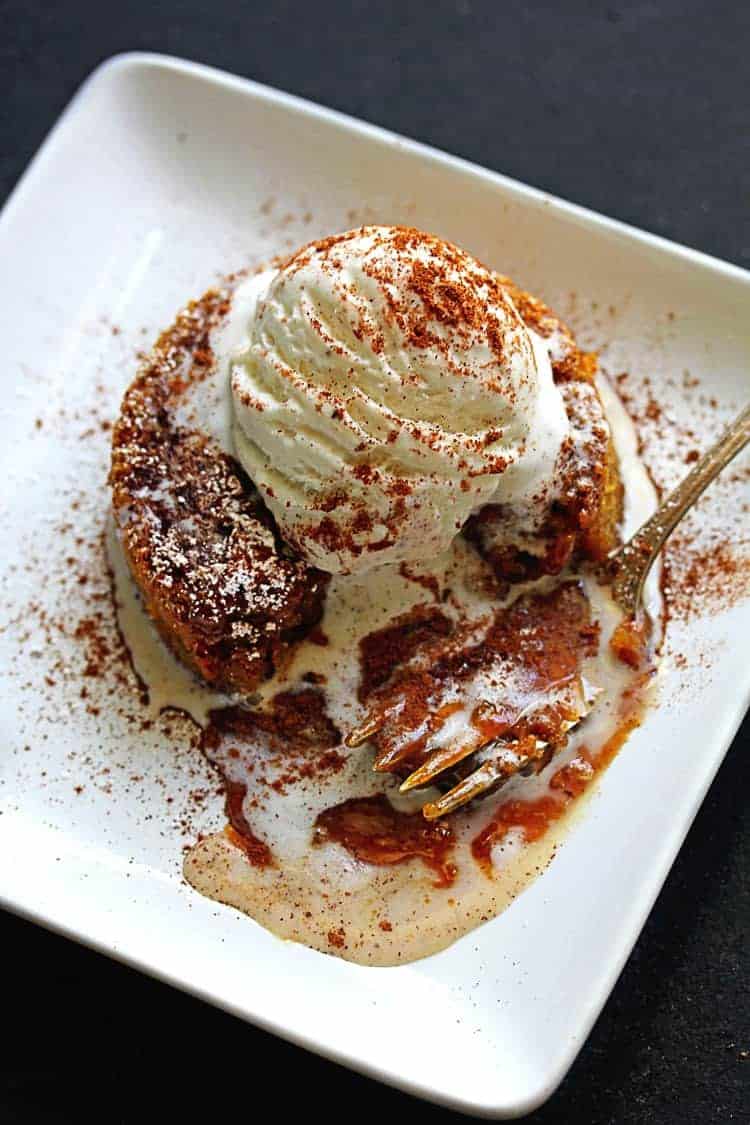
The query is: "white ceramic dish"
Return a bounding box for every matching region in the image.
[0,54,748,1118]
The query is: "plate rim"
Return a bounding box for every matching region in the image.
[4,50,750,290]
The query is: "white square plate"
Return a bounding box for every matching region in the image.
[1,54,748,1118]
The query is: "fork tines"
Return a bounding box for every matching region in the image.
[346,679,592,818]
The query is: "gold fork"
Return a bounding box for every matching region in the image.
[347,401,750,819]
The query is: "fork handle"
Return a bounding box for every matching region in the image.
[608,400,750,617]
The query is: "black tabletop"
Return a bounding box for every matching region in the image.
[1,2,748,1122]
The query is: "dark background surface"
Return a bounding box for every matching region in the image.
[1,2,748,1122]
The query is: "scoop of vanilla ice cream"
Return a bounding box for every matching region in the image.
[225,226,569,574]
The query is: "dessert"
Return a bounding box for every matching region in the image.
[109,226,659,965]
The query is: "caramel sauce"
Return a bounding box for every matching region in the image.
[397,562,442,601]
[549,753,595,797]
[590,710,644,772]
[308,626,330,647]
[357,604,453,701]
[610,616,651,669]
[471,682,650,876]
[472,796,567,874]
[201,689,346,866]
[224,780,274,868]
[208,585,652,899]
[202,689,341,759]
[313,795,457,887]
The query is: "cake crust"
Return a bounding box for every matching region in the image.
[109,286,329,694]
[464,274,622,583]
